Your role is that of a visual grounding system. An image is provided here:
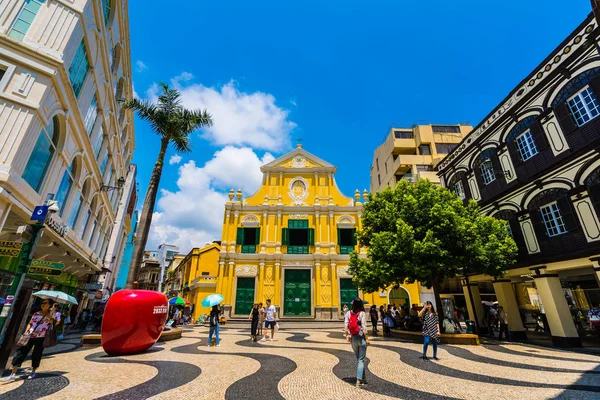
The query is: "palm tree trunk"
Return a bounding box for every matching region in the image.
[125,138,169,289]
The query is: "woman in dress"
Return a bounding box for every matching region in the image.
[418,301,441,360]
[249,303,259,342]
[257,302,266,337]
[4,298,56,381]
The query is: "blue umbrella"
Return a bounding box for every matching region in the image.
[202,294,224,307]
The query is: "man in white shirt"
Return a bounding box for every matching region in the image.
[261,299,277,342]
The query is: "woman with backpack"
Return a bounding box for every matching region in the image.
[208,305,221,347]
[418,301,440,360]
[344,298,370,387]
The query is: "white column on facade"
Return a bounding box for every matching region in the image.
[533,270,581,347]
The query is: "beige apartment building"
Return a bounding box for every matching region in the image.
[0,0,136,304]
[370,124,472,192]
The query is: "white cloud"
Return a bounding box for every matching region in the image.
[169,155,182,165]
[147,147,274,252]
[132,82,139,99]
[135,60,148,73]
[145,75,296,152]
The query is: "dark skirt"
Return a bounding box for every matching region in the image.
[251,318,259,336]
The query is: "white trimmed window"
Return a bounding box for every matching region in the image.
[515,130,538,161]
[84,95,98,135]
[568,87,600,126]
[539,202,567,237]
[454,180,465,199]
[480,159,496,185]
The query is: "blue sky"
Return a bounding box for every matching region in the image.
[128,0,593,251]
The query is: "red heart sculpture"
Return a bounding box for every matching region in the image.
[101,290,168,356]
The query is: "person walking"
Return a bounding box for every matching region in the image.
[589,304,600,335]
[4,299,57,382]
[345,298,370,387]
[497,306,510,341]
[260,299,277,342]
[208,305,221,347]
[258,302,266,337]
[419,301,440,360]
[249,303,259,342]
[369,305,379,335]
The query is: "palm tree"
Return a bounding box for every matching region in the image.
[124,83,212,289]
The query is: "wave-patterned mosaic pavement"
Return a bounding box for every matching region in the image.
[1,324,599,399]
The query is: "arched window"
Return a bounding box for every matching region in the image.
[389,286,410,307]
[9,0,46,41]
[506,116,547,164]
[528,189,578,240]
[68,178,89,230]
[585,166,600,217]
[102,0,112,26]
[552,68,600,134]
[474,148,499,186]
[55,159,77,216]
[22,116,59,192]
[448,171,470,200]
[493,210,525,255]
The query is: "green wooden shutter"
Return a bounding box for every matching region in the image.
[282,228,289,245]
[236,227,244,244]
[308,228,315,245]
[352,228,357,246]
[255,228,261,244]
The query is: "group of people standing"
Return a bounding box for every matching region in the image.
[344,298,442,387]
[248,299,277,342]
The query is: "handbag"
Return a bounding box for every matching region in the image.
[16,312,48,347]
[43,323,58,348]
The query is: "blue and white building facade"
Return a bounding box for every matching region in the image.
[0,0,135,300]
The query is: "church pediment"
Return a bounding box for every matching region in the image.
[261,145,336,173]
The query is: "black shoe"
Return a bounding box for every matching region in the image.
[420,356,429,360]
[432,356,440,360]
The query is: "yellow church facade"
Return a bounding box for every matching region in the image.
[215,145,421,319]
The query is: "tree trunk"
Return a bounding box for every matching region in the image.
[125,138,169,289]
[432,278,445,331]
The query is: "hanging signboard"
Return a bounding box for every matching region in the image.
[0,240,22,258]
[28,259,65,276]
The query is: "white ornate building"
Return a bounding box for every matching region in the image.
[0,0,135,302]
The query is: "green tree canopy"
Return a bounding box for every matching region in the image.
[349,179,517,315]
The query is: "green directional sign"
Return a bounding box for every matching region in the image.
[28,259,65,276]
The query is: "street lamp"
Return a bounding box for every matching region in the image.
[99,177,125,193]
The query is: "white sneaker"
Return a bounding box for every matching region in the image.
[216,344,220,347]
[207,344,211,347]
[260,337,266,342]
[269,338,274,341]
[3,374,16,383]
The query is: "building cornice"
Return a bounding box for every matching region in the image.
[437,14,597,174]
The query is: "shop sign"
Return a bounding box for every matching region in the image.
[30,205,49,221]
[94,290,103,300]
[84,283,102,291]
[0,240,22,258]
[45,213,67,237]
[28,259,65,276]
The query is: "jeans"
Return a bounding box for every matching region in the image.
[498,323,510,341]
[12,337,45,369]
[351,334,367,381]
[423,335,437,357]
[209,324,220,345]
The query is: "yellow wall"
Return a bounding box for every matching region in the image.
[181,243,221,321]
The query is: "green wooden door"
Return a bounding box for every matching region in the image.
[235,277,255,315]
[284,269,311,316]
[340,278,359,310]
